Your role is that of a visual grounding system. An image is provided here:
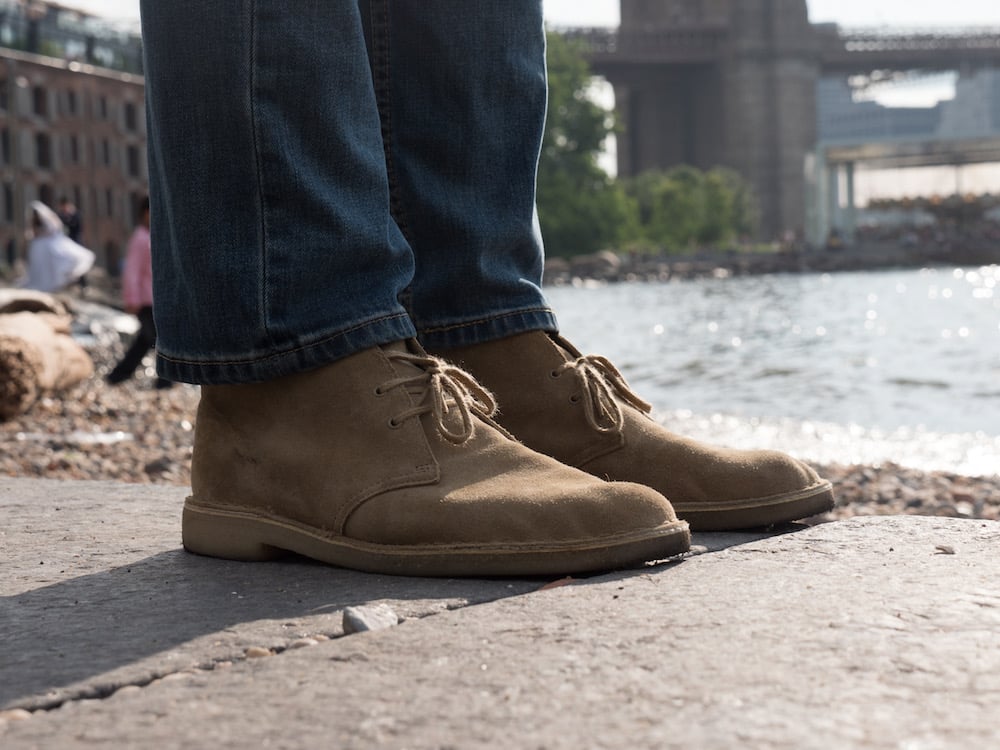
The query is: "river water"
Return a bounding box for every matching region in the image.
[545,265,1000,476]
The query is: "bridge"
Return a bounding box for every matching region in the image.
[818,28,1000,73]
[573,27,1000,73]
[811,134,1000,247]
[566,0,1000,240]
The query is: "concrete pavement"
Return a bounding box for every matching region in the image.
[2,477,999,748]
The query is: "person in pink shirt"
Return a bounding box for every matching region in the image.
[107,197,172,389]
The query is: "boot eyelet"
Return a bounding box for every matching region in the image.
[387,417,402,429]
[569,394,581,404]
[549,369,561,379]
[374,386,386,397]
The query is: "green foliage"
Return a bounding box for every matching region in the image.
[537,33,635,258]
[622,166,757,253]
[537,33,758,257]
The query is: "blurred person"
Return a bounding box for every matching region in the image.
[57,197,83,245]
[21,201,94,294]
[106,196,172,389]
[141,1,832,578]
[57,196,88,289]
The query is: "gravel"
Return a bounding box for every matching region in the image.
[2,339,998,524]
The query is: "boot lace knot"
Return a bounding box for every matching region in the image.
[379,350,497,444]
[555,354,651,434]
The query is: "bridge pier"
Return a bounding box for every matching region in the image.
[809,154,858,248]
[576,1,1000,244]
[593,0,820,240]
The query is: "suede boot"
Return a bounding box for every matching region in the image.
[433,332,835,531]
[183,341,689,576]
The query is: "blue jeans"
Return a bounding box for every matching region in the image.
[140,0,557,384]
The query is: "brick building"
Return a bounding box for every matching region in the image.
[1,13,145,277]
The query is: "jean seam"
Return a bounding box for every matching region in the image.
[248,0,271,344]
[417,307,555,335]
[156,311,412,367]
[370,0,411,242]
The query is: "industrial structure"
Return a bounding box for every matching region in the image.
[572,0,1000,240]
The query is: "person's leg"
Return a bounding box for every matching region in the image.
[371,2,834,529]
[139,0,688,575]
[365,0,556,349]
[144,0,415,385]
[106,306,157,384]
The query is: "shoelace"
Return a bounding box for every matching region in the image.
[555,354,652,434]
[377,350,497,444]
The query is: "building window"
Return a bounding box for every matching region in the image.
[69,134,80,163]
[33,86,48,118]
[39,184,54,208]
[102,138,111,166]
[2,183,14,224]
[124,101,138,132]
[0,80,8,111]
[105,188,114,218]
[98,95,108,119]
[126,145,141,178]
[66,90,78,116]
[36,133,52,169]
[0,128,9,166]
[105,241,121,276]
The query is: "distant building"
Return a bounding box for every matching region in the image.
[0,1,142,74]
[0,1,144,276]
[818,68,1000,145]
[817,78,942,143]
[938,69,1000,138]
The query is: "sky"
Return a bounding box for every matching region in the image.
[58,0,1000,31]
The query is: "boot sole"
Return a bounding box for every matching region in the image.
[671,481,835,531]
[182,500,691,577]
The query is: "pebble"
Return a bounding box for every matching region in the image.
[289,638,319,649]
[245,647,272,659]
[1,327,997,525]
[343,604,400,634]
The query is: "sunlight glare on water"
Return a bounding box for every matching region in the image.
[546,266,1000,475]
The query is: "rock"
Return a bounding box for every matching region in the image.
[569,250,622,281]
[343,604,400,634]
[245,646,272,658]
[143,457,175,477]
[0,310,94,419]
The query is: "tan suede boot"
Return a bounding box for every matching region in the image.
[183,341,689,576]
[433,332,835,531]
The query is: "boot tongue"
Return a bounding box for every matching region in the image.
[548,332,583,361]
[381,339,440,403]
[378,339,496,443]
[381,339,425,378]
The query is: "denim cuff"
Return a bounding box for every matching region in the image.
[156,313,417,385]
[416,307,558,351]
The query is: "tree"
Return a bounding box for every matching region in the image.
[623,166,757,252]
[536,33,636,258]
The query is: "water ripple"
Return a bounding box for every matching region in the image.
[547,265,1000,472]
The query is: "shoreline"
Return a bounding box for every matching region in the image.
[544,241,1000,285]
[2,361,997,525]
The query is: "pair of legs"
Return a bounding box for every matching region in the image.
[143,0,553,382]
[141,1,832,576]
[106,306,171,388]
